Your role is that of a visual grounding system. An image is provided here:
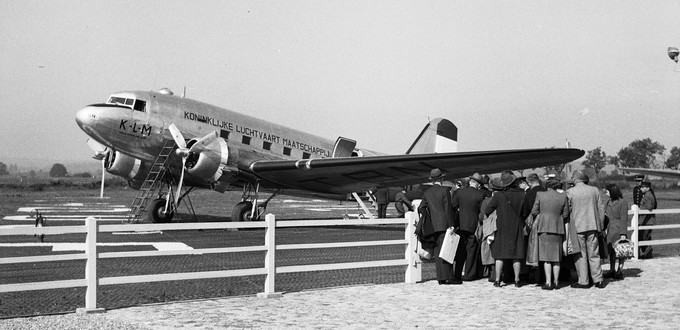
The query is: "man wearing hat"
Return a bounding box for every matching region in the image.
[452,173,491,281]
[418,168,457,284]
[566,170,605,288]
[633,174,645,206]
[638,181,656,258]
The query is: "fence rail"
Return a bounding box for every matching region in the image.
[628,205,680,259]
[0,212,421,313]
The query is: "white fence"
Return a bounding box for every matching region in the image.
[628,205,680,259]
[0,212,422,313]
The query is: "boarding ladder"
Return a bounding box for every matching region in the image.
[126,140,176,223]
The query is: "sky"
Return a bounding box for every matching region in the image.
[2,1,680,170]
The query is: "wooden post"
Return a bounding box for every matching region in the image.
[631,205,639,260]
[77,217,104,313]
[258,214,282,298]
[404,211,422,283]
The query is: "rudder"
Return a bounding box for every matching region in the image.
[405,118,458,154]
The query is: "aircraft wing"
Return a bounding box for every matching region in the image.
[249,148,584,194]
[620,167,680,179]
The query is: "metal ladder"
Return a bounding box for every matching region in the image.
[126,140,176,223]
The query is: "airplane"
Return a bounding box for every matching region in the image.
[620,167,680,180]
[75,88,584,223]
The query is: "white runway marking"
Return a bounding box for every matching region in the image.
[17,207,130,213]
[3,215,126,221]
[0,242,192,252]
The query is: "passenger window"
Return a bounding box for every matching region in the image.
[220,130,230,140]
[133,100,146,112]
[242,136,251,145]
[283,147,291,156]
[302,152,311,159]
[263,141,272,150]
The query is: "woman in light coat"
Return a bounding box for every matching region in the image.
[531,177,569,290]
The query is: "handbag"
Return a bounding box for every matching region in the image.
[438,227,460,264]
[613,238,635,259]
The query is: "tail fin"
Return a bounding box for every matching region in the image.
[406,118,458,154]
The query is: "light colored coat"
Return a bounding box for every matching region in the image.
[531,189,569,234]
[566,182,604,233]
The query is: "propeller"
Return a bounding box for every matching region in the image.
[167,123,218,206]
[86,138,109,160]
[86,139,109,198]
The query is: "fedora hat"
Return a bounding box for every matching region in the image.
[429,168,446,180]
[499,171,517,188]
[490,177,505,190]
[469,172,484,184]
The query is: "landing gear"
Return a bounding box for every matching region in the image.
[148,198,174,223]
[231,201,253,222]
[232,181,280,221]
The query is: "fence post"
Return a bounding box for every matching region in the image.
[631,204,639,260]
[76,216,104,314]
[258,214,282,298]
[404,211,422,283]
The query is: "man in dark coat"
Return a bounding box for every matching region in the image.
[418,168,457,284]
[632,174,644,206]
[639,181,656,258]
[373,185,390,218]
[452,173,491,281]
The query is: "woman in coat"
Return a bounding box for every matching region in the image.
[604,184,629,279]
[483,172,526,287]
[531,177,569,290]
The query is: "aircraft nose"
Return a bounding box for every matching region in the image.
[75,106,98,130]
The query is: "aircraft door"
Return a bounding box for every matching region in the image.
[332,137,357,158]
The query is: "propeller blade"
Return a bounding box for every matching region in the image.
[188,131,219,153]
[175,157,187,207]
[87,138,109,160]
[168,123,187,149]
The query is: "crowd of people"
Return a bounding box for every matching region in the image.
[414,168,656,289]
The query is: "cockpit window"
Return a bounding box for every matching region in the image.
[133,100,146,112]
[107,96,146,112]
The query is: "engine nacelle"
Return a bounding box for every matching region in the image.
[185,138,229,182]
[105,151,150,182]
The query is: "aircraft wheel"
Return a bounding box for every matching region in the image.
[231,201,253,222]
[148,198,174,223]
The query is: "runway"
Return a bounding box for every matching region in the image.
[0,194,411,318]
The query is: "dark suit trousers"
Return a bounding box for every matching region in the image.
[455,230,480,280]
[433,231,454,281]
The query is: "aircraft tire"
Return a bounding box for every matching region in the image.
[231,201,253,222]
[148,198,174,223]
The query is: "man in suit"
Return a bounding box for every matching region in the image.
[418,168,457,284]
[566,170,605,289]
[452,173,491,281]
[373,185,390,218]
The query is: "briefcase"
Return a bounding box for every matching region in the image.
[438,227,460,264]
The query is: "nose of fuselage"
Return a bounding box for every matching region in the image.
[76,106,99,132]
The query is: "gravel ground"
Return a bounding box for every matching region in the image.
[0,313,150,330]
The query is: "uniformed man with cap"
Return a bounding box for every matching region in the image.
[633,174,645,206]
